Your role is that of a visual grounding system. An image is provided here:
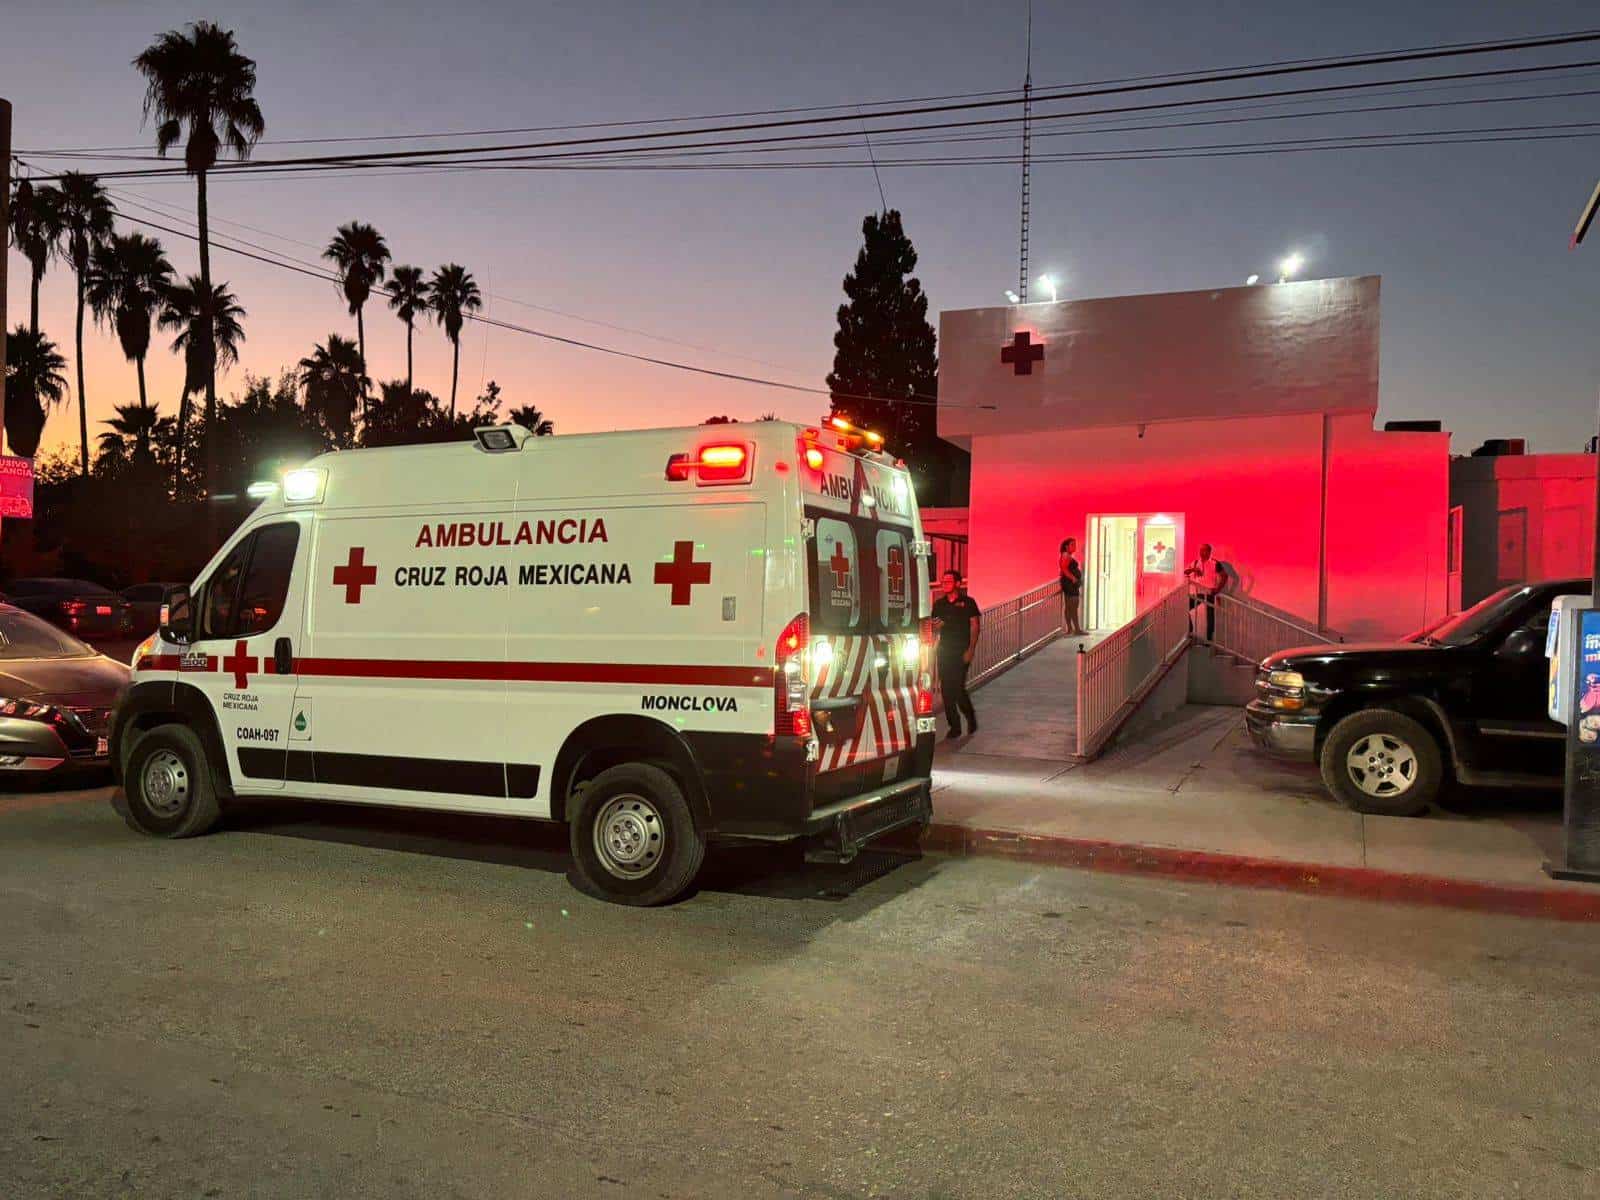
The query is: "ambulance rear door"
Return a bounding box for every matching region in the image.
[802,444,925,781]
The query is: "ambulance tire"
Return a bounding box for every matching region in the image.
[569,763,705,906]
[121,724,222,839]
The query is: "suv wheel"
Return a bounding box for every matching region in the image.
[568,763,705,906]
[1319,709,1442,817]
[121,724,221,838]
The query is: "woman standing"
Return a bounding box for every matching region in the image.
[1059,538,1085,636]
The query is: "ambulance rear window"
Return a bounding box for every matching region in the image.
[876,529,914,630]
[812,517,862,633]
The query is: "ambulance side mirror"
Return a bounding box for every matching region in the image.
[160,585,194,644]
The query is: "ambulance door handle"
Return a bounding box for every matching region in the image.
[274,637,294,676]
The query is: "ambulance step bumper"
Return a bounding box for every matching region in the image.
[803,777,931,864]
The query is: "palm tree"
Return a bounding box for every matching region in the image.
[507,405,555,436]
[298,333,368,448]
[386,264,429,395]
[8,180,64,334]
[428,264,482,419]
[51,172,116,476]
[3,326,70,458]
[97,403,174,469]
[134,21,264,498]
[160,277,246,494]
[86,233,174,457]
[323,222,390,398]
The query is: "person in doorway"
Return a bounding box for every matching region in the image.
[1058,538,1084,636]
[932,569,981,738]
[1184,543,1228,642]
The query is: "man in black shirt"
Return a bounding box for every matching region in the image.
[931,569,981,738]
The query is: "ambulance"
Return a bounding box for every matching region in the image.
[110,418,937,904]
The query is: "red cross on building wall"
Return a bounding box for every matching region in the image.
[1000,330,1045,376]
[333,546,378,604]
[655,541,712,606]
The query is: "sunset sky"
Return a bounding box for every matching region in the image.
[5,0,1600,463]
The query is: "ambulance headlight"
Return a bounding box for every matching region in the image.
[282,468,326,504]
[900,635,920,667]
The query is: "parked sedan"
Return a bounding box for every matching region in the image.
[4,577,134,640]
[0,604,130,774]
[120,582,182,635]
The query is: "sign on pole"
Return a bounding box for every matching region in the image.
[0,455,34,519]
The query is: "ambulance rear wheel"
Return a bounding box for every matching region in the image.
[569,763,705,906]
[121,724,221,839]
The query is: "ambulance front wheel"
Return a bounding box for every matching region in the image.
[569,762,706,906]
[121,724,222,839]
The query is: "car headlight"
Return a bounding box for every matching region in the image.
[0,697,58,722]
[1268,670,1305,690]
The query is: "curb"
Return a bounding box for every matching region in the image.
[912,822,1600,923]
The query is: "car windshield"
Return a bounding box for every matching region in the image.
[1415,585,1532,647]
[0,607,94,659]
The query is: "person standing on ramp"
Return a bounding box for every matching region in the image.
[933,569,981,738]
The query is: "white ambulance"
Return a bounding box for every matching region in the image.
[111,419,937,904]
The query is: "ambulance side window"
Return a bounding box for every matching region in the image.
[199,523,300,639]
[876,529,914,630]
[811,517,862,633]
[199,542,250,640]
[235,524,300,636]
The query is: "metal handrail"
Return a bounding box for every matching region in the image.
[1074,583,1192,760]
[1209,590,1341,666]
[966,579,1062,689]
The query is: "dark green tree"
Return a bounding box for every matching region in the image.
[86,232,174,456]
[427,263,482,419]
[52,171,116,476]
[9,179,64,334]
[134,20,265,498]
[3,326,69,457]
[824,209,938,463]
[386,264,430,396]
[159,277,246,496]
[298,333,367,447]
[323,220,391,402]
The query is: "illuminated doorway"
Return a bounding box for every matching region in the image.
[1087,513,1185,631]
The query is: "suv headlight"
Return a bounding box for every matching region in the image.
[1268,670,1305,690]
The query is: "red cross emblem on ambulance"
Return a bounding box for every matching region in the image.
[655,541,711,606]
[333,546,378,604]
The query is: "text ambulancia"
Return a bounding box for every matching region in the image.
[111,418,936,905]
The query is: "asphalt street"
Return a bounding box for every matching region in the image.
[4,781,1600,1199]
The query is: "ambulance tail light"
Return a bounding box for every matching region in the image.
[915,617,936,716]
[774,613,811,737]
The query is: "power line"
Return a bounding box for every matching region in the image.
[99,184,814,374]
[20,25,1600,158]
[31,53,1600,187]
[18,29,1600,183]
[100,208,959,412]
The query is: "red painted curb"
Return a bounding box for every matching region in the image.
[910,822,1600,922]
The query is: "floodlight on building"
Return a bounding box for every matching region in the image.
[1038,274,1058,302]
[1245,274,1260,286]
[1004,290,1021,304]
[1278,252,1305,281]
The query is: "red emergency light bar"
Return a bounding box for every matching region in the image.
[665,443,753,486]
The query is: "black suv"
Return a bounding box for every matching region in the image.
[1246,579,1584,816]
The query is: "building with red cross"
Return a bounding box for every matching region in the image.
[937,276,1453,639]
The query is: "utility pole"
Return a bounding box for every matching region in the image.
[1016,1,1032,304]
[1551,177,1600,883]
[1,96,11,459]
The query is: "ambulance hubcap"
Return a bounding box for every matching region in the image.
[594,794,665,879]
[141,749,190,816]
[1346,733,1417,798]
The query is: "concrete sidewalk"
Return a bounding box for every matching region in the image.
[926,703,1596,917]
